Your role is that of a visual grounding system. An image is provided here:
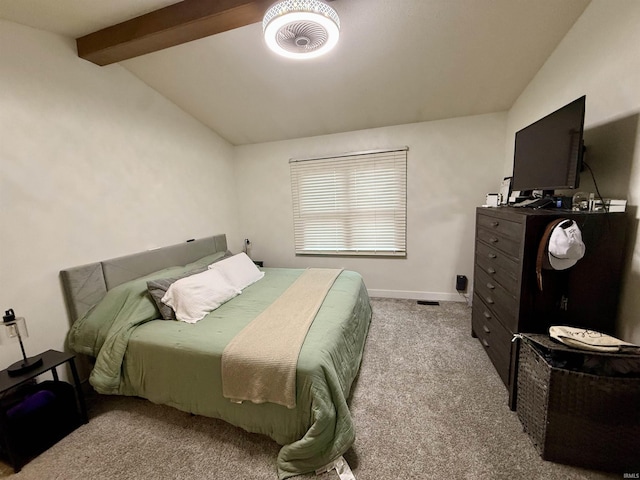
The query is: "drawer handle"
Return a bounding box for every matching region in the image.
[489,237,499,243]
[485,296,494,304]
[488,253,497,259]
[486,282,495,290]
[482,339,490,348]
[483,325,490,334]
[491,221,499,227]
[483,311,492,319]
[487,267,496,274]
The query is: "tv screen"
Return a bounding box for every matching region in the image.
[511,95,585,193]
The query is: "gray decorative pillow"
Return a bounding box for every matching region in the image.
[147,267,207,320]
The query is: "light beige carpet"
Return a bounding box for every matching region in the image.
[0,299,618,479]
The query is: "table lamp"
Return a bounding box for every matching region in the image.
[3,308,43,376]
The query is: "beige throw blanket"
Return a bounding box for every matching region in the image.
[221,268,343,409]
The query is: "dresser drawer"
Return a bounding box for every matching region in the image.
[475,241,520,296]
[476,227,521,259]
[474,268,518,332]
[477,213,522,242]
[472,295,513,386]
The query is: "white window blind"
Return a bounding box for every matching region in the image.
[290,147,407,256]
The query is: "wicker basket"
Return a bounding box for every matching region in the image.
[516,334,640,472]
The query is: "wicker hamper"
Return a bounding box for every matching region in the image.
[516,334,640,472]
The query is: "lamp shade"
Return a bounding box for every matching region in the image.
[263,0,340,59]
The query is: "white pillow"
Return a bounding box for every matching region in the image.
[161,268,240,324]
[209,252,264,292]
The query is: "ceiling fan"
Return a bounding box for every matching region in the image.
[77,0,340,66]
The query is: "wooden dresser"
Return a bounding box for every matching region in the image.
[472,207,627,409]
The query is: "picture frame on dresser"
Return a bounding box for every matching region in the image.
[499,177,512,205]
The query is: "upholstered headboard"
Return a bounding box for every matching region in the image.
[60,235,227,323]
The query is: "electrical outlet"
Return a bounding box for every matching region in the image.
[456,275,467,292]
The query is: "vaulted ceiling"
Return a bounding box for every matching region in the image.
[0,0,591,145]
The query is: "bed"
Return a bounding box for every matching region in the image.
[60,235,372,479]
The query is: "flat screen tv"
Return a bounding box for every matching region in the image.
[511,95,586,195]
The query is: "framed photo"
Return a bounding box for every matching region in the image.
[499,177,512,205]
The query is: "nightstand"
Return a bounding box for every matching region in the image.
[0,350,88,472]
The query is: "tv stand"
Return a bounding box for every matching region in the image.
[472,207,627,410]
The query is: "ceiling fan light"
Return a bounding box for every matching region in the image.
[263,0,340,60]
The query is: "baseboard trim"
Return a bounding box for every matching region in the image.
[367,289,467,303]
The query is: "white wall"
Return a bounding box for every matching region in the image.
[0,20,241,370]
[504,0,640,342]
[234,113,506,300]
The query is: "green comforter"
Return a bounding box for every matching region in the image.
[68,265,372,479]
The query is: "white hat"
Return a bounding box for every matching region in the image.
[549,326,640,352]
[547,219,585,270]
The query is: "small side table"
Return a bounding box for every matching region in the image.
[0,350,88,472]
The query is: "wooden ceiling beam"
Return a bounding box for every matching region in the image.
[76,0,273,66]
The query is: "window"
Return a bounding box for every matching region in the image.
[290,147,407,256]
